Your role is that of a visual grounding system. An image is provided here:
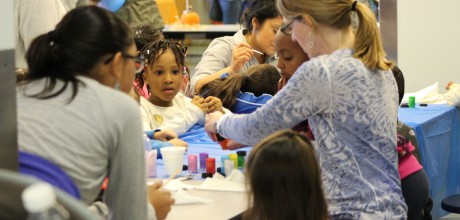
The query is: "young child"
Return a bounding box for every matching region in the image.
[393,66,432,220]
[130,22,164,99]
[137,40,225,135]
[233,129,328,220]
[199,64,280,113]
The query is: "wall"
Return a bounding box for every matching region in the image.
[398,0,460,92]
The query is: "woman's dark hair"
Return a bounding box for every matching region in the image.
[129,22,164,52]
[135,40,187,93]
[244,130,328,220]
[198,64,280,110]
[241,0,279,33]
[392,65,404,104]
[23,6,133,101]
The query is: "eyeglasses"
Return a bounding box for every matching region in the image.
[122,53,145,74]
[280,15,302,35]
[104,52,145,74]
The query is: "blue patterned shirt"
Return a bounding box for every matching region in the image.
[218,49,407,219]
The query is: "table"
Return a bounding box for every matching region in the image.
[398,104,460,219]
[152,128,250,219]
[162,24,241,39]
[147,179,247,220]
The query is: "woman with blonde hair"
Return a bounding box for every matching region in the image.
[205,0,407,218]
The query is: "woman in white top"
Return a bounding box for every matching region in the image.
[191,0,282,94]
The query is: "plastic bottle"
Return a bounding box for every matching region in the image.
[22,182,70,220]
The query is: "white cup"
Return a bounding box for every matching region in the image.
[160,147,186,176]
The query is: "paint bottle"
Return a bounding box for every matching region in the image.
[236,151,247,170]
[229,153,238,168]
[206,158,216,174]
[199,152,208,171]
[188,154,198,173]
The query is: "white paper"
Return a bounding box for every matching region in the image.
[173,189,214,205]
[196,170,246,192]
[163,179,196,191]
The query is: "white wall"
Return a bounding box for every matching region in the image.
[0,0,15,50]
[398,0,460,92]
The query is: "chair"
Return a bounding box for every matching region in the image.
[442,194,460,214]
[18,151,80,199]
[0,169,95,219]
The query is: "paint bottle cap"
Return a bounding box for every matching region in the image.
[236,151,247,156]
[201,172,213,178]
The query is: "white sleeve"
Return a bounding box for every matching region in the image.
[140,99,154,131]
[159,100,204,135]
[191,38,234,92]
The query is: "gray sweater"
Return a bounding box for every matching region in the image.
[17,76,153,219]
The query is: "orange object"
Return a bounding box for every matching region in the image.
[156,0,179,24]
[180,10,200,25]
[216,134,228,150]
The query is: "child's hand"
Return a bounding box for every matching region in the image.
[205,96,224,113]
[154,129,178,141]
[167,139,188,149]
[191,96,208,112]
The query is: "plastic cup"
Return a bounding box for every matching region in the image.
[160,147,186,176]
[146,149,158,178]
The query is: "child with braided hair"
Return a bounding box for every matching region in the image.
[137,40,226,135]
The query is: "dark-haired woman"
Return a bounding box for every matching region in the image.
[17,6,173,220]
[191,0,282,94]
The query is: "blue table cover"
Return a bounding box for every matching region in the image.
[399,104,460,219]
[155,105,460,219]
[155,124,251,179]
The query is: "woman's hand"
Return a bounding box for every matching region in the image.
[226,140,245,150]
[148,181,175,220]
[205,111,225,141]
[229,43,254,75]
[154,129,178,141]
[205,96,224,113]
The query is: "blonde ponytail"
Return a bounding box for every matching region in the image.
[353,2,393,70]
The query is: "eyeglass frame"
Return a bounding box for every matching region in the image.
[280,15,302,35]
[104,52,145,74]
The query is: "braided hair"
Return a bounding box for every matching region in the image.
[134,40,187,93]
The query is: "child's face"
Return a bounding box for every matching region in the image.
[144,49,183,106]
[274,31,309,81]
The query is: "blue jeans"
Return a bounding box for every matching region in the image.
[218,0,242,24]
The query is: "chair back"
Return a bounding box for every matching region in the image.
[0,169,95,219]
[19,151,80,199]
